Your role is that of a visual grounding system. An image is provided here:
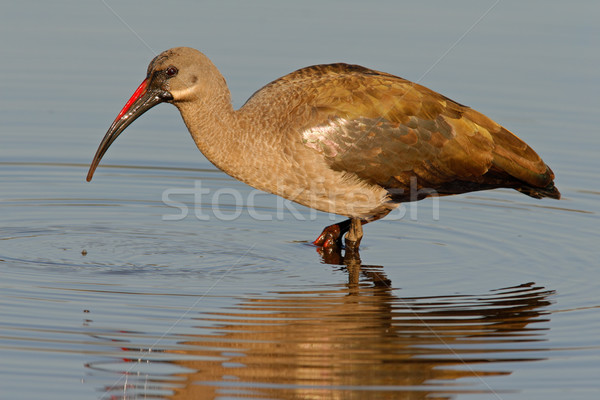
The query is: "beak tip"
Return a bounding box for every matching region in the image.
[86,168,95,182]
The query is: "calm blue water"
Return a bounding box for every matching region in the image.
[1,1,599,399]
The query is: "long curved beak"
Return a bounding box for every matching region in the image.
[86,79,170,182]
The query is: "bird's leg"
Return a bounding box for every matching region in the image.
[344,218,363,252]
[313,218,366,250]
[313,210,391,249]
[344,218,366,262]
[313,219,352,248]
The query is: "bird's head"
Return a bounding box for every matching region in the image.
[86,47,218,181]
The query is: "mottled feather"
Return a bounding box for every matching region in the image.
[248,63,559,201]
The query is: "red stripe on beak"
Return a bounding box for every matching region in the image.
[115,79,149,121]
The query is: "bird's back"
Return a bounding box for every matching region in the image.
[242,63,560,201]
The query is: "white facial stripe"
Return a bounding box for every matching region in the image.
[170,85,197,100]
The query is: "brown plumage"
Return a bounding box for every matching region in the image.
[87,47,559,249]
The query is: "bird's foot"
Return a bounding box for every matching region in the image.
[312,224,342,248]
[313,219,361,250]
[316,239,361,265]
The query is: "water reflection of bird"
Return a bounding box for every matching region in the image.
[154,268,553,400]
[87,47,560,249]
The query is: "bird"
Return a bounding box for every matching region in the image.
[86,47,560,250]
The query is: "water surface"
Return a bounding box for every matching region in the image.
[1,1,599,399]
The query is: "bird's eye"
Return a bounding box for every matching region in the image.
[165,66,178,77]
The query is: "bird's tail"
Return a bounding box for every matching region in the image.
[490,125,560,200]
[516,179,561,199]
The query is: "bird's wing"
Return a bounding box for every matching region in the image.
[286,64,554,198]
